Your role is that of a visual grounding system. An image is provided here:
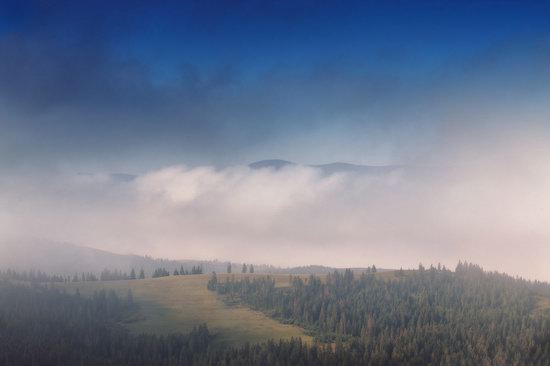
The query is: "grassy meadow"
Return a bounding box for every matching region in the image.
[61,273,311,347]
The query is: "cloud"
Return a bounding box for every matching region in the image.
[1,1,550,172]
[2,152,550,280]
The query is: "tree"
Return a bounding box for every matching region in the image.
[242,263,247,273]
[249,264,254,274]
[152,268,169,278]
[227,262,232,274]
[139,268,145,279]
[207,272,218,291]
[130,268,136,280]
[173,269,180,276]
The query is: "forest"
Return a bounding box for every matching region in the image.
[208,263,550,365]
[2,263,550,365]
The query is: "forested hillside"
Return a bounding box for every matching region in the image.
[2,263,550,365]
[208,263,550,365]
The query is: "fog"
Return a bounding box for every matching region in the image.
[2,130,549,280]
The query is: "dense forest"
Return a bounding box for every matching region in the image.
[0,279,388,366]
[208,263,550,365]
[2,263,550,365]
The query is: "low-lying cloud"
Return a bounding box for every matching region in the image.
[2,153,550,280]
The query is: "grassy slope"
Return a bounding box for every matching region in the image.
[60,269,550,347]
[61,273,310,347]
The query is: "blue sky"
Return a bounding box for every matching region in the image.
[1,1,549,171]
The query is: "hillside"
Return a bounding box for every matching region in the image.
[0,241,368,277]
[60,273,311,347]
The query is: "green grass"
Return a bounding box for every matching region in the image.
[61,273,310,347]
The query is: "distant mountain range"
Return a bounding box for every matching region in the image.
[0,241,380,277]
[91,160,405,185]
[249,159,404,175]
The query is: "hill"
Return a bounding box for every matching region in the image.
[0,241,373,277]
[60,273,310,347]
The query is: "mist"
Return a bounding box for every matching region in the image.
[2,128,549,280]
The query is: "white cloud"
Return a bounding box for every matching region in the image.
[1,153,550,280]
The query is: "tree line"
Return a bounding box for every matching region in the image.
[1,264,206,283]
[226,262,254,274]
[152,265,204,278]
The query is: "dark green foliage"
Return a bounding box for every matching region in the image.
[0,269,67,283]
[100,269,129,281]
[210,263,550,365]
[0,281,211,366]
[152,267,170,278]
[207,272,218,291]
[190,265,203,275]
[3,263,550,365]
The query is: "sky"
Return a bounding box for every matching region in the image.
[1,1,550,279]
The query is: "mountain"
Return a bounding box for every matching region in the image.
[248,159,295,170]
[249,159,403,175]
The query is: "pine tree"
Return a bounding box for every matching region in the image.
[242,263,247,273]
[130,268,136,280]
[250,264,254,273]
[174,269,180,276]
[139,268,145,279]
[207,272,218,291]
[227,262,232,274]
